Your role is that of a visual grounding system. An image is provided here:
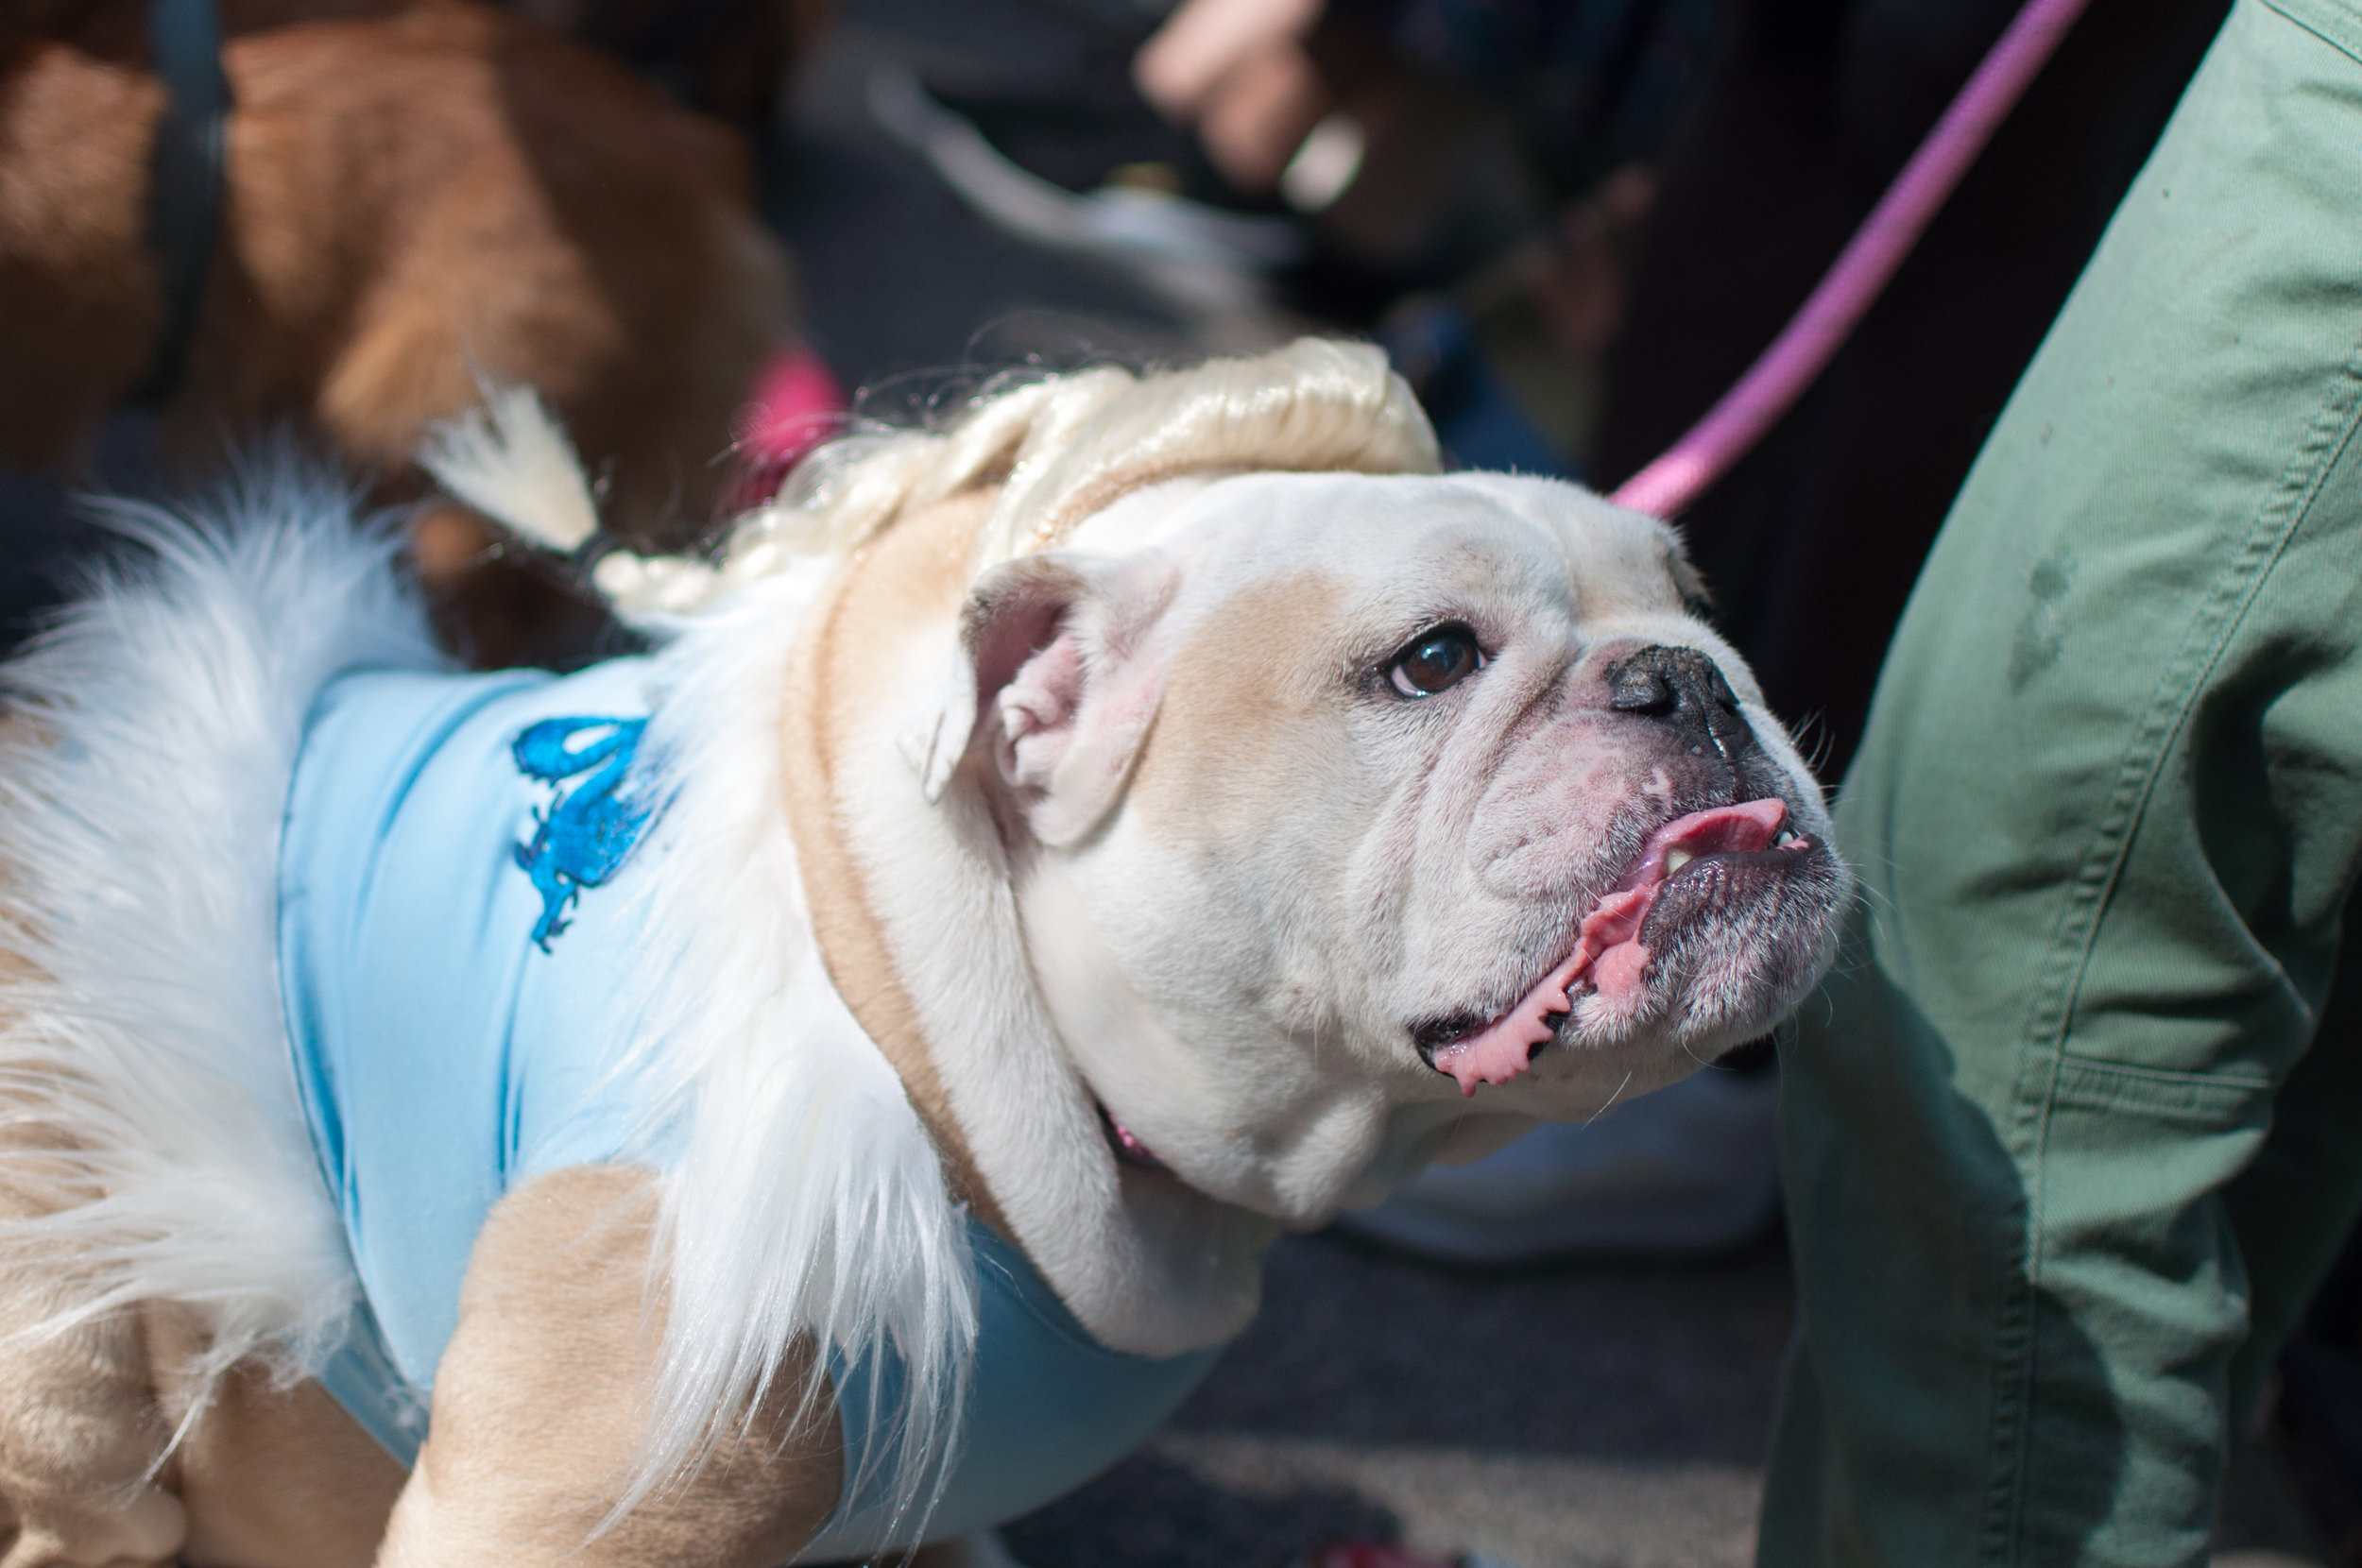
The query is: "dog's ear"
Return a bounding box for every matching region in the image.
[899,552,1178,847]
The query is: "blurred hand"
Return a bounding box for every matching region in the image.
[1133,0,1333,195]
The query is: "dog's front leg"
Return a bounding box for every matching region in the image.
[374,1165,842,1568]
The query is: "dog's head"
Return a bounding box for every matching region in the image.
[496,341,1850,1360]
[902,464,1846,1352]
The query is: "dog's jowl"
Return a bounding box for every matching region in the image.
[0,341,1847,1567]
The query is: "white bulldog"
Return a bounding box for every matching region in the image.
[0,340,1845,1568]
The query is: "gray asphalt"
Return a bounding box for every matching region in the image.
[992,1226,2332,1568]
[1003,1230,1792,1568]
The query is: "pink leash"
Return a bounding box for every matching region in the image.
[1609,0,2096,520]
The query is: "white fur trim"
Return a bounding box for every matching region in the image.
[0,469,976,1547]
[418,383,603,553]
[605,564,975,1544]
[0,467,438,1405]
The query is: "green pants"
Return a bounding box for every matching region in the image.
[1760,3,2362,1564]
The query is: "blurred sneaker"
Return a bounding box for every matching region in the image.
[866,64,1303,318]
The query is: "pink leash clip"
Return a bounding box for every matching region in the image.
[727,343,849,512]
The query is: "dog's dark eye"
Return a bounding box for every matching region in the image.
[1388,624,1484,697]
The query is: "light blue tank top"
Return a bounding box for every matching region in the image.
[275,660,1218,1551]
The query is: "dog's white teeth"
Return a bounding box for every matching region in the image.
[1664,847,1694,876]
[1773,829,1798,849]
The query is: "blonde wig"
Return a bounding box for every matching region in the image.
[425,336,1442,623]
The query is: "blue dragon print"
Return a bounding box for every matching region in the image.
[511,716,651,951]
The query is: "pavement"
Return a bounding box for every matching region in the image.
[1003,1229,1789,1568]
[989,1222,2337,1568]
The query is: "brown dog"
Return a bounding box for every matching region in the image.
[0,0,796,662]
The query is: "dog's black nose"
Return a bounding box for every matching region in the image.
[1606,644,1755,761]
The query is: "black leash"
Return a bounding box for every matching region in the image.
[124,0,231,408]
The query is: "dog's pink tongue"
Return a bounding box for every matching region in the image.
[1617,798,1789,890]
[1429,885,1652,1096]
[1429,800,1789,1097]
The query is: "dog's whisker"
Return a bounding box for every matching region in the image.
[1584,1070,1635,1128]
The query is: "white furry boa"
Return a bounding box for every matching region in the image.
[0,469,435,1395]
[0,472,977,1549]
[607,558,975,1544]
